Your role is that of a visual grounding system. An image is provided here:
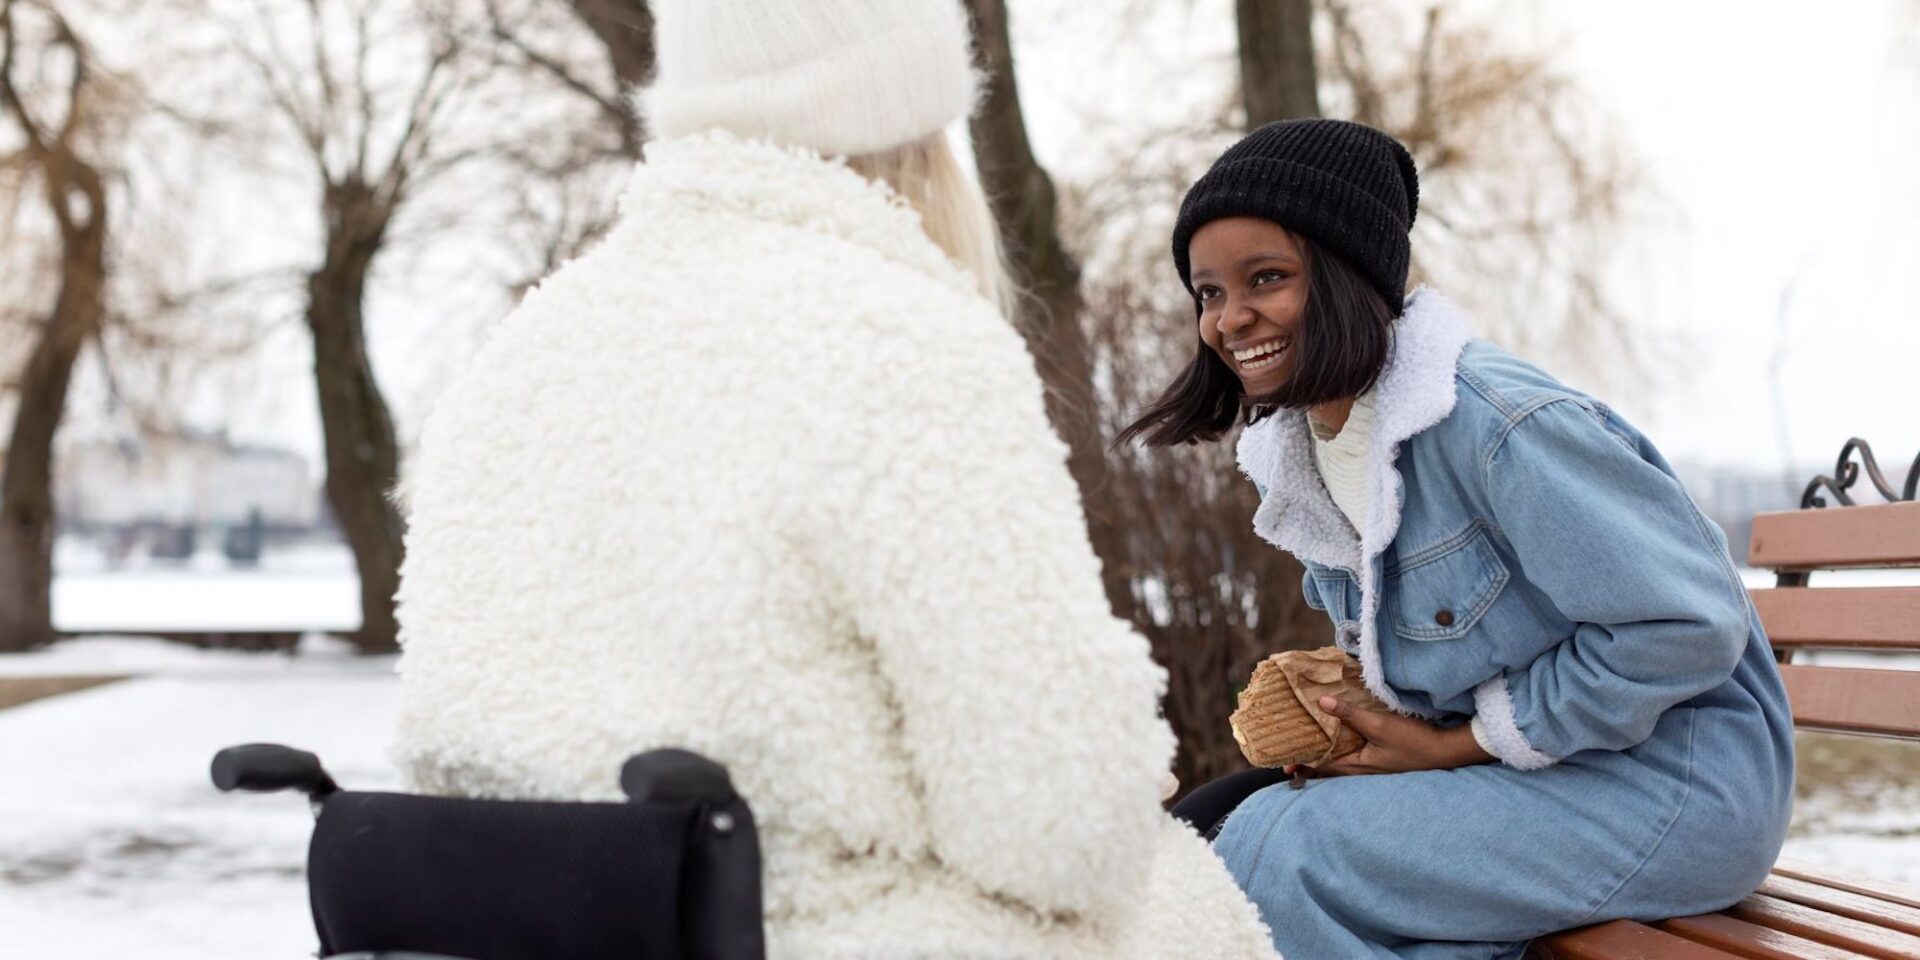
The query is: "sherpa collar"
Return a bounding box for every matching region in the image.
[1234,287,1475,713]
[616,131,977,298]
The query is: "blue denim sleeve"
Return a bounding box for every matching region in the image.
[1471,399,1750,769]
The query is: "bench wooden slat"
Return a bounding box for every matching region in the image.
[1528,919,1749,959]
[1779,665,1920,738]
[1658,913,1877,960]
[1748,502,1920,570]
[1726,894,1920,959]
[1758,874,1920,938]
[1750,588,1920,650]
[1773,863,1920,912]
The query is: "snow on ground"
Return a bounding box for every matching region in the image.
[0,645,398,959]
[1784,818,1920,888]
[51,542,361,634]
[0,633,373,678]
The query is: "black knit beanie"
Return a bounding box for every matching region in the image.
[1172,118,1419,307]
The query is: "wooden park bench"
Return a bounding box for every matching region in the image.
[1530,440,1920,959]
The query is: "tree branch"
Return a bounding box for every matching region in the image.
[351,0,374,180]
[484,0,632,152]
[234,2,329,178]
[376,32,457,205]
[302,0,343,155]
[0,0,52,159]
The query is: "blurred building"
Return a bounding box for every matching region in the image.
[55,431,323,562]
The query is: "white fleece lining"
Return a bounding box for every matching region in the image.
[1472,676,1557,770]
[1237,288,1473,716]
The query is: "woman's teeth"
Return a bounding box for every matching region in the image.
[1234,340,1286,370]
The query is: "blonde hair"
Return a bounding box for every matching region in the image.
[846,133,1016,317]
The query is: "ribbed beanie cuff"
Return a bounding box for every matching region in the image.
[643,0,977,157]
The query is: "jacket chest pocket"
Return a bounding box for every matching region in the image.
[1386,523,1510,641]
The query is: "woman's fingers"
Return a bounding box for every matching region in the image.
[1319,695,1391,740]
[1315,753,1367,776]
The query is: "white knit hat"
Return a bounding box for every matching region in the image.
[642,0,978,157]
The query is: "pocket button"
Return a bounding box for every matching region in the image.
[1433,609,1455,627]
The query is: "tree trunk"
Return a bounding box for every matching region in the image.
[567,0,653,86]
[1148,0,1327,793]
[961,0,1131,620]
[567,0,653,153]
[307,180,406,654]
[960,0,1334,794]
[1237,0,1320,125]
[0,149,108,653]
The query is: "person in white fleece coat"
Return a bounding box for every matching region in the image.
[391,2,1277,958]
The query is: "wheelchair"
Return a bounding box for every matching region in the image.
[210,744,767,960]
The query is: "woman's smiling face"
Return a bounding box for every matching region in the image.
[1188,217,1309,396]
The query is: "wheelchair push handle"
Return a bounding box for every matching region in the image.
[620,748,737,804]
[211,743,340,799]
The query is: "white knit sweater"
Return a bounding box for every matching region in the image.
[1308,391,1377,535]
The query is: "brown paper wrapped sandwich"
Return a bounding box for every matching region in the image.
[1230,647,1386,768]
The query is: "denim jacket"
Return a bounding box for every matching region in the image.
[1237,289,1790,770]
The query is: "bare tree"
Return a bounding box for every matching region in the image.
[203,0,492,653]
[479,0,651,160]
[962,0,1132,620]
[0,0,112,651]
[954,0,1332,789]
[1063,120,1332,790]
[1238,0,1319,124]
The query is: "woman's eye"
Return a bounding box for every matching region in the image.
[1252,270,1289,287]
[1196,285,1222,302]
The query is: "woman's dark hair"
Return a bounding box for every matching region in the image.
[1116,234,1398,448]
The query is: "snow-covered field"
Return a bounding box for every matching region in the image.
[50,542,361,634]
[2,564,1917,958]
[0,640,399,959]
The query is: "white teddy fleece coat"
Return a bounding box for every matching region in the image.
[392,132,1277,960]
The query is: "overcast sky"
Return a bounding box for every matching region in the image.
[1547,0,1919,476]
[69,0,1916,492]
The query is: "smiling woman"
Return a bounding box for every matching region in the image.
[1122,118,1796,960]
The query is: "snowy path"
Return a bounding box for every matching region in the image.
[0,644,398,959]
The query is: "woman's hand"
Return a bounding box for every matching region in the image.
[1285,695,1496,779]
